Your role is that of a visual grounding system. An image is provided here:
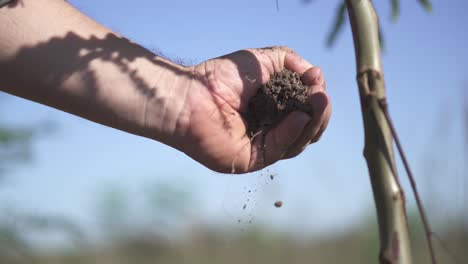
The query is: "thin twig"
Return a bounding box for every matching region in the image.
[378,98,437,264]
[431,232,461,264]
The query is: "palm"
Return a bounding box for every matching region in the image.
[184,47,331,173]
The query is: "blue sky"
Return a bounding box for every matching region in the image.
[1,0,467,239]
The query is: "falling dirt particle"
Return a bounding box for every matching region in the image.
[248,190,251,193]
[238,219,241,223]
[270,175,274,180]
[243,204,247,210]
[274,201,283,208]
[248,220,252,224]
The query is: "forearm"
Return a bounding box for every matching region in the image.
[0,0,191,143]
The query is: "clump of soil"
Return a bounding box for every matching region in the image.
[244,69,313,137]
[274,201,283,208]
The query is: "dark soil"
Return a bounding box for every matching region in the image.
[274,201,283,208]
[244,69,313,137]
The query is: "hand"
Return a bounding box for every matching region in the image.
[0,2,330,174]
[176,46,331,173]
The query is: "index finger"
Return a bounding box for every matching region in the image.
[284,52,314,74]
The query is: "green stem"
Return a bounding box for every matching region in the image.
[345,1,412,263]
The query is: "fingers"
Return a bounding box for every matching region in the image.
[284,52,314,74]
[250,111,312,169]
[301,66,325,88]
[242,47,330,169]
[249,90,331,169]
[276,66,329,159]
[284,66,329,156]
[284,92,331,159]
[247,46,314,76]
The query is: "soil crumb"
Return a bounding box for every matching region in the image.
[274,201,283,208]
[244,69,313,137]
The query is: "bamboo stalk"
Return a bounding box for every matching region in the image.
[345,1,413,263]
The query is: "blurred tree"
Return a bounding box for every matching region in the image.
[95,180,195,240]
[96,185,131,238]
[0,93,56,180]
[0,99,34,180]
[0,126,33,179]
[0,94,38,262]
[0,94,83,262]
[144,181,194,224]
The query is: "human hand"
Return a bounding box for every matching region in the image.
[168,47,331,173]
[0,2,329,174]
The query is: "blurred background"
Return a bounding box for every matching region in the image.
[1,0,467,263]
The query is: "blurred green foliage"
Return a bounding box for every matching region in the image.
[326,2,346,47]
[322,0,432,48]
[0,215,466,264]
[0,126,34,177]
[0,95,55,178]
[0,95,81,263]
[96,185,131,236]
[418,0,432,12]
[144,182,193,220]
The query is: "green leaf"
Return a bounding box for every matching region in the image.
[378,23,386,52]
[326,1,347,47]
[391,0,400,21]
[418,0,432,12]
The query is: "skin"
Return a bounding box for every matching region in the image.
[0,0,331,173]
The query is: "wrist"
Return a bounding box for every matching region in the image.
[139,58,194,148]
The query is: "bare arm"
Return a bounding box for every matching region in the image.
[0,0,331,173]
[0,0,190,143]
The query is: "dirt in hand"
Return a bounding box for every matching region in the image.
[243,69,313,137]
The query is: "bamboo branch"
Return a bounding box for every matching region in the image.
[345,1,412,263]
[379,99,437,264]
